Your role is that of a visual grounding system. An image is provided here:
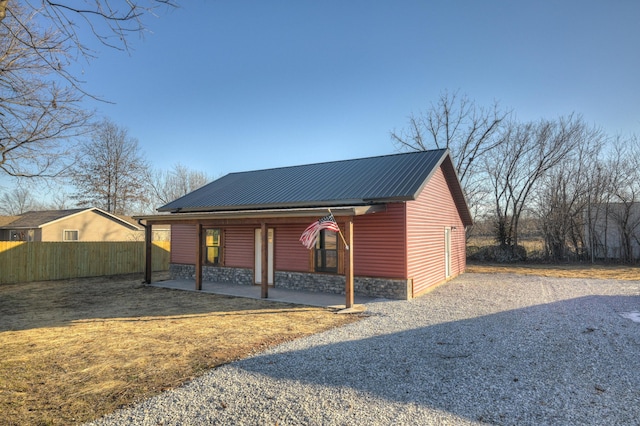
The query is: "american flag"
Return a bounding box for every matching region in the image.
[299,213,341,249]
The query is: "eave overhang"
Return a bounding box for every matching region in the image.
[135,204,387,225]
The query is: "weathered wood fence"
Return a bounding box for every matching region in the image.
[0,241,170,284]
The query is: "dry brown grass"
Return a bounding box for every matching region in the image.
[0,275,360,426]
[467,262,640,280]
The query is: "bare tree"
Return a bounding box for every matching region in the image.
[0,0,175,56]
[147,163,210,208]
[0,2,91,178]
[486,114,588,257]
[45,185,74,210]
[0,184,42,214]
[535,125,605,261]
[584,161,612,262]
[72,118,149,215]
[391,90,510,217]
[0,0,175,179]
[600,136,640,262]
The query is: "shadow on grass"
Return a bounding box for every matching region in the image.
[0,275,313,332]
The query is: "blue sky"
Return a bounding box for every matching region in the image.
[75,0,639,177]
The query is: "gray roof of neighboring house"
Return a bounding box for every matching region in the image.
[0,209,87,228]
[160,149,455,213]
[0,216,20,227]
[0,208,142,230]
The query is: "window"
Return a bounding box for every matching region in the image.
[204,228,223,265]
[10,230,25,241]
[63,230,79,241]
[315,230,338,273]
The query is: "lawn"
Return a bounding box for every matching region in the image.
[0,275,360,425]
[467,262,640,280]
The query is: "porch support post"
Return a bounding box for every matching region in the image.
[195,223,203,291]
[144,223,152,284]
[344,218,354,309]
[261,222,268,298]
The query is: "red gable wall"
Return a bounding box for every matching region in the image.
[406,166,466,296]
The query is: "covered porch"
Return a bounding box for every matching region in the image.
[136,205,386,309]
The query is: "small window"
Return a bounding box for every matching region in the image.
[10,230,25,241]
[63,230,79,241]
[204,228,223,265]
[315,230,338,273]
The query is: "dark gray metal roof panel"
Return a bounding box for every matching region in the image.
[0,209,86,228]
[159,149,448,212]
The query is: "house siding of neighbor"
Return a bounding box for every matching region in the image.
[586,202,640,261]
[0,208,144,242]
[149,149,472,300]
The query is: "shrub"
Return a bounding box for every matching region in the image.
[467,244,527,263]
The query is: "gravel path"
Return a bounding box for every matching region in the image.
[87,273,640,425]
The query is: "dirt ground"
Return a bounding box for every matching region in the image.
[0,274,360,426]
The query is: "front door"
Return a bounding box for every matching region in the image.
[255,228,274,285]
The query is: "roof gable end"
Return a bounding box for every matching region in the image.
[0,208,143,230]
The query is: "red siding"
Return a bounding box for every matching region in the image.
[171,224,197,264]
[224,227,254,268]
[171,225,255,268]
[353,203,407,279]
[407,166,466,295]
[275,224,310,272]
[169,211,410,279]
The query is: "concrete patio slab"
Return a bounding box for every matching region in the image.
[148,279,380,308]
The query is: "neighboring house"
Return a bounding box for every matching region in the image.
[0,208,144,242]
[136,149,472,301]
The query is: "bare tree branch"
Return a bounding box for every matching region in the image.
[71,118,149,215]
[391,90,510,222]
[145,163,211,210]
[486,114,595,256]
[0,3,92,178]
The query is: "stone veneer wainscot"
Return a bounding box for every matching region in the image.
[169,264,411,300]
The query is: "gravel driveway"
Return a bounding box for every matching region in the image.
[87,273,640,425]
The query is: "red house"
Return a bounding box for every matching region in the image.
[137,149,472,304]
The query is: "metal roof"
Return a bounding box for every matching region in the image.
[160,149,450,213]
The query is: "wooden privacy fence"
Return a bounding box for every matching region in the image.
[0,241,170,284]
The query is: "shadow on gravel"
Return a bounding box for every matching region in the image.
[237,294,640,425]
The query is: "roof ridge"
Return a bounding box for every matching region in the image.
[21,208,86,215]
[226,148,448,176]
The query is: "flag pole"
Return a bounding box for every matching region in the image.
[328,209,349,250]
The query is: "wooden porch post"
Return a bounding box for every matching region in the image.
[144,223,152,284]
[344,218,354,308]
[261,222,269,298]
[195,223,203,291]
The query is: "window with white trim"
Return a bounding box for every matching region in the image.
[63,230,79,241]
